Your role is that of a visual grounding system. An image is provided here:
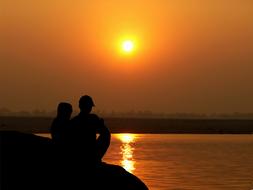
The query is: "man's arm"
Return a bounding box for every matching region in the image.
[96,118,111,161]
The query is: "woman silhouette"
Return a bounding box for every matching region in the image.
[50,102,73,144]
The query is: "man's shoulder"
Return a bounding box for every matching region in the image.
[70,113,98,119]
[89,113,100,120]
[69,115,81,124]
[70,113,101,125]
[89,114,104,126]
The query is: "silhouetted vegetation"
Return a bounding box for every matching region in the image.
[1,116,253,134]
[2,107,253,119]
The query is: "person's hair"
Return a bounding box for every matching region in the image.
[57,102,72,117]
[79,95,95,110]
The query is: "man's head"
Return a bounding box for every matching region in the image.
[79,95,95,113]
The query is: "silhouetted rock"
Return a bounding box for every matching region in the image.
[0,131,148,190]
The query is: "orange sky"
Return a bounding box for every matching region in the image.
[1,0,253,113]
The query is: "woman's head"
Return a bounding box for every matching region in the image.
[57,102,73,119]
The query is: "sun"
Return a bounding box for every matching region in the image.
[122,40,134,53]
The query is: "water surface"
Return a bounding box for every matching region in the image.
[104,134,253,190]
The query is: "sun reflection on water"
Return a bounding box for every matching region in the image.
[116,134,136,173]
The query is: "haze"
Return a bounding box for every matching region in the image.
[1,1,253,114]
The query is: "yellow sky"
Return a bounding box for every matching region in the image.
[1,0,253,113]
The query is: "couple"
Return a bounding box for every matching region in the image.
[50,95,110,165]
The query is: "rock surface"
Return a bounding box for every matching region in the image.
[0,131,148,190]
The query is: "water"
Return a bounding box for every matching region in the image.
[39,134,253,190]
[103,134,253,190]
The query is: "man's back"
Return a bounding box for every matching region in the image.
[67,112,101,164]
[70,113,99,143]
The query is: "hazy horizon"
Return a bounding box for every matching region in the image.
[1,1,253,114]
[2,107,253,119]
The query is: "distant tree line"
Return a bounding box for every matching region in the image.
[1,107,253,119]
[0,108,55,117]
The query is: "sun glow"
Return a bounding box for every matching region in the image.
[119,134,135,143]
[122,40,134,53]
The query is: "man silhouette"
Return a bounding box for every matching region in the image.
[69,95,110,164]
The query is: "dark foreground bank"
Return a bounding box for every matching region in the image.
[1,116,253,134]
[0,131,148,190]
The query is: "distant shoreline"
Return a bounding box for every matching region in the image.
[0,116,253,134]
